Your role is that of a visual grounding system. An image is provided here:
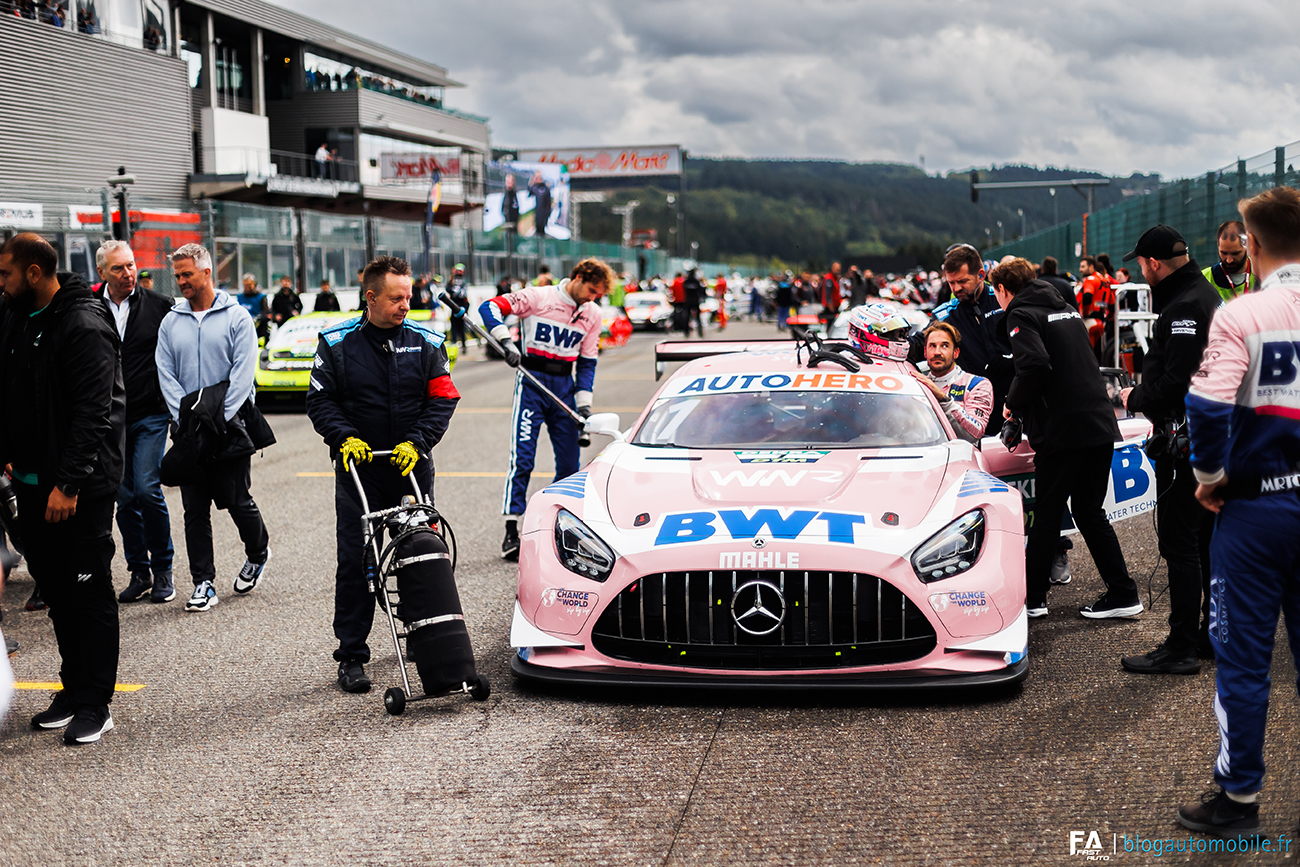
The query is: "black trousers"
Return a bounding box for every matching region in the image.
[333,464,432,664]
[1156,453,1215,652]
[1027,445,1137,605]
[180,456,269,586]
[14,483,118,707]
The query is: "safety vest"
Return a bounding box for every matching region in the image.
[1202,262,1259,303]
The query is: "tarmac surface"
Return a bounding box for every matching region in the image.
[2,316,1299,866]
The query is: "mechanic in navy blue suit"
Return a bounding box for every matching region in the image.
[306,256,459,694]
[479,258,612,561]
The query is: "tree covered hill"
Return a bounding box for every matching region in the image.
[577,158,1159,270]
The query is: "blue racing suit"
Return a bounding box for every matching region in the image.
[480,281,601,517]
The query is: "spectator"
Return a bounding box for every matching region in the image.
[157,244,271,613]
[501,174,520,228]
[1177,185,1300,838]
[446,263,468,350]
[774,272,795,331]
[314,279,341,312]
[315,143,330,179]
[930,244,1014,435]
[1116,225,1220,674]
[237,274,270,339]
[992,256,1141,621]
[909,321,992,443]
[682,269,705,338]
[0,233,125,745]
[92,240,176,605]
[1038,256,1079,310]
[137,270,154,292]
[1202,220,1260,302]
[534,265,553,287]
[270,274,302,326]
[848,265,867,307]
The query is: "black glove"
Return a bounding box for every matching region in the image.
[576,405,592,420]
[501,340,521,368]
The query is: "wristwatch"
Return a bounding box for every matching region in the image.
[57,482,79,497]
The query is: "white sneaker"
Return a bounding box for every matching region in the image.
[234,548,270,595]
[185,580,218,612]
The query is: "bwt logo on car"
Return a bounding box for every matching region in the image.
[654,508,868,545]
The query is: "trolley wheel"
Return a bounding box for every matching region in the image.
[470,674,491,701]
[384,687,406,716]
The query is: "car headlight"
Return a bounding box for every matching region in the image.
[554,509,616,582]
[911,510,985,583]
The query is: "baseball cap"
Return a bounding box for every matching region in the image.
[138,270,151,278]
[1123,225,1188,261]
[453,262,465,271]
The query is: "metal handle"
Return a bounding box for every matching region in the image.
[345,449,429,511]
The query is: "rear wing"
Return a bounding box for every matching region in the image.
[654,339,794,380]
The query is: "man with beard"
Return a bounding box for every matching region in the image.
[0,233,125,745]
[930,244,1013,434]
[1202,220,1259,302]
[908,321,992,443]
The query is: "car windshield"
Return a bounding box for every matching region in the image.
[632,390,947,449]
[627,295,662,307]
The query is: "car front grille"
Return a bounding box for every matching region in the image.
[590,570,936,670]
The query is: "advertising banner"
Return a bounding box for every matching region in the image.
[516,145,682,179]
[483,161,571,240]
[0,203,43,230]
[379,150,461,182]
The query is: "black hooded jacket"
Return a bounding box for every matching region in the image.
[0,272,125,496]
[1125,259,1220,426]
[1002,279,1119,455]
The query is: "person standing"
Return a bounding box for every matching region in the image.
[1117,225,1221,674]
[156,244,271,613]
[931,244,1014,435]
[1176,186,1300,838]
[909,322,992,444]
[774,272,795,331]
[1202,220,1260,302]
[270,275,302,327]
[92,241,175,604]
[682,269,705,338]
[313,280,341,312]
[1038,257,1079,310]
[819,262,843,324]
[447,263,468,350]
[306,256,459,693]
[528,171,552,238]
[0,233,125,745]
[991,256,1141,621]
[237,274,270,339]
[480,258,609,560]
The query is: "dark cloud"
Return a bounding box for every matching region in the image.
[274,0,1300,176]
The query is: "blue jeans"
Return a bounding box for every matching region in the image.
[116,412,173,576]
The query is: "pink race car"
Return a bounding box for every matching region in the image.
[510,339,1031,689]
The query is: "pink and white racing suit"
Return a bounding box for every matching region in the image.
[928,366,993,443]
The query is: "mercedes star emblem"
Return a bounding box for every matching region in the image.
[752,537,767,549]
[731,580,786,636]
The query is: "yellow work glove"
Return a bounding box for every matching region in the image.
[390,441,420,477]
[339,437,373,471]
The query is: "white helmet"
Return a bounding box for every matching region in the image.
[847,303,912,360]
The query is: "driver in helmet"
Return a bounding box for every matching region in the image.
[846,302,912,361]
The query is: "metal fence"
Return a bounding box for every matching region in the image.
[1,194,761,298]
[988,140,1300,268]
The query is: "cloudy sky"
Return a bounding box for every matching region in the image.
[278,0,1296,179]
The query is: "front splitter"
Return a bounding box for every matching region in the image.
[511,654,1029,692]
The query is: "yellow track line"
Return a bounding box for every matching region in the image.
[15,682,145,692]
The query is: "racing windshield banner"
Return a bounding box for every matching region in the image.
[997,438,1157,532]
[663,370,923,398]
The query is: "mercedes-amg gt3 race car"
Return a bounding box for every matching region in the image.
[511,338,1036,689]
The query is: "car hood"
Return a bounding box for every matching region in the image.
[599,444,955,535]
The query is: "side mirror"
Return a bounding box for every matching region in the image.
[584,412,625,443]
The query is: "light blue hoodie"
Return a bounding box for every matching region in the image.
[156,289,257,422]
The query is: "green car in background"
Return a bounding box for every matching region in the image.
[255,310,456,407]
